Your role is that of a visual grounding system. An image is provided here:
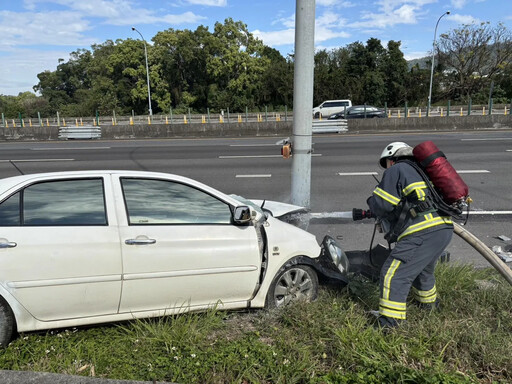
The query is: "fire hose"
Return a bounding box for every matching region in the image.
[352,209,512,286]
[453,223,512,286]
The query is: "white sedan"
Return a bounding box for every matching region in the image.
[0,170,348,345]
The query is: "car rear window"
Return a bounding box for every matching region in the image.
[323,101,350,108]
[0,178,108,226]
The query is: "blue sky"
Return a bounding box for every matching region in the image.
[0,0,511,95]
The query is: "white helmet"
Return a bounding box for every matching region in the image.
[379,142,412,168]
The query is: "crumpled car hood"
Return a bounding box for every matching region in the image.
[249,199,309,218]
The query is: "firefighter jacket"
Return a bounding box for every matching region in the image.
[367,161,453,243]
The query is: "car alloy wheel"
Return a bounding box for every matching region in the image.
[266,264,318,308]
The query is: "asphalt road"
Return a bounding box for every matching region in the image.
[0,130,511,267]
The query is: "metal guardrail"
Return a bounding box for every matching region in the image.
[312,119,348,133]
[3,105,510,129]
[58,126,101,139]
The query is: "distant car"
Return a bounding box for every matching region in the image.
[0,170,349,345]
[313,99,352,118]
[328,105,387,119]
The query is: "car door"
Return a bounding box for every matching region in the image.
[115,176,261,313]
[0,176,123,321]
[348,107,364,119]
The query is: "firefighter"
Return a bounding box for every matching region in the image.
[367,142,454,330]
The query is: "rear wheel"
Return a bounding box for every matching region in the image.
[0,297,15,347]
[266,264,318,309]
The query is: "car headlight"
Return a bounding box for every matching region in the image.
[324,237,349,274]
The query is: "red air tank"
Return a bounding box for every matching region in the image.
[412,141,469,204]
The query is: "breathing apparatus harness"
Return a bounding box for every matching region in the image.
[382,158,470,244]
[400,159,471,219]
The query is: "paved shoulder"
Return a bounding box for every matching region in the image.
[0,370,172,384]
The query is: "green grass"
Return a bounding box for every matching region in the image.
[1,263,511,383]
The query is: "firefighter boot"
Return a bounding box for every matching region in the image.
[374,315,403,332]
[413,299,441,312]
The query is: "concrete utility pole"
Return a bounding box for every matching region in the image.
[291,0,315,208]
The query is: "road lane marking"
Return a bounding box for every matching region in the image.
[461,138,512,141]
[456,170,490,174]
[507,150,512,152]
[468,211,512,215]
[230,144,277,147]
[338,172,378,176]
[236,174,272,178]
[31,147,111,151]
[0,159,75,162]
[337,170,489,176]
[220,155,282,158]
[219,154,322,158]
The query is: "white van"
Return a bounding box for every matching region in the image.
[313,100,352,118]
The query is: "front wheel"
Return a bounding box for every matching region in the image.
[265,264,318,309]
[0,296,15,347]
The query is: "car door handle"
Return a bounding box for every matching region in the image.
[0,242,17,249]
[125,238,156,245]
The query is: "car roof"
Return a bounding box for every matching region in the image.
[0,170,167,187]
[0,170,242,206]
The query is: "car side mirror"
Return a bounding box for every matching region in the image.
[233,206,251,224]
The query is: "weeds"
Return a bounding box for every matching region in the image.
[0,263,510,383]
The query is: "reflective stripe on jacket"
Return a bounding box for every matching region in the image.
[367,162,453,242]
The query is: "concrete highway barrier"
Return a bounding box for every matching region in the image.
[0,114,510,141]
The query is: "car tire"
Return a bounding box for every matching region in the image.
[0,296,15,347]
[265,264,318,309]
[314,112,320,119]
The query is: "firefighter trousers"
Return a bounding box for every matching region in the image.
[379,226,453,320]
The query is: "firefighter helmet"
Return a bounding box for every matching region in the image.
[379,142,412,168]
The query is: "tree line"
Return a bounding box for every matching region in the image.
[1,19,511,119]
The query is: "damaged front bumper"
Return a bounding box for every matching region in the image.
[314,238,395,284]
[317,238,392,283]
[345,243,391,281]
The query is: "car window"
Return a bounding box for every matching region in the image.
[0,192,21,226]
[21,178,107,226]
[121,178,232,225]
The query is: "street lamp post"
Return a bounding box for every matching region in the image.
[131,27,153,116]
[427,11,450,117]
